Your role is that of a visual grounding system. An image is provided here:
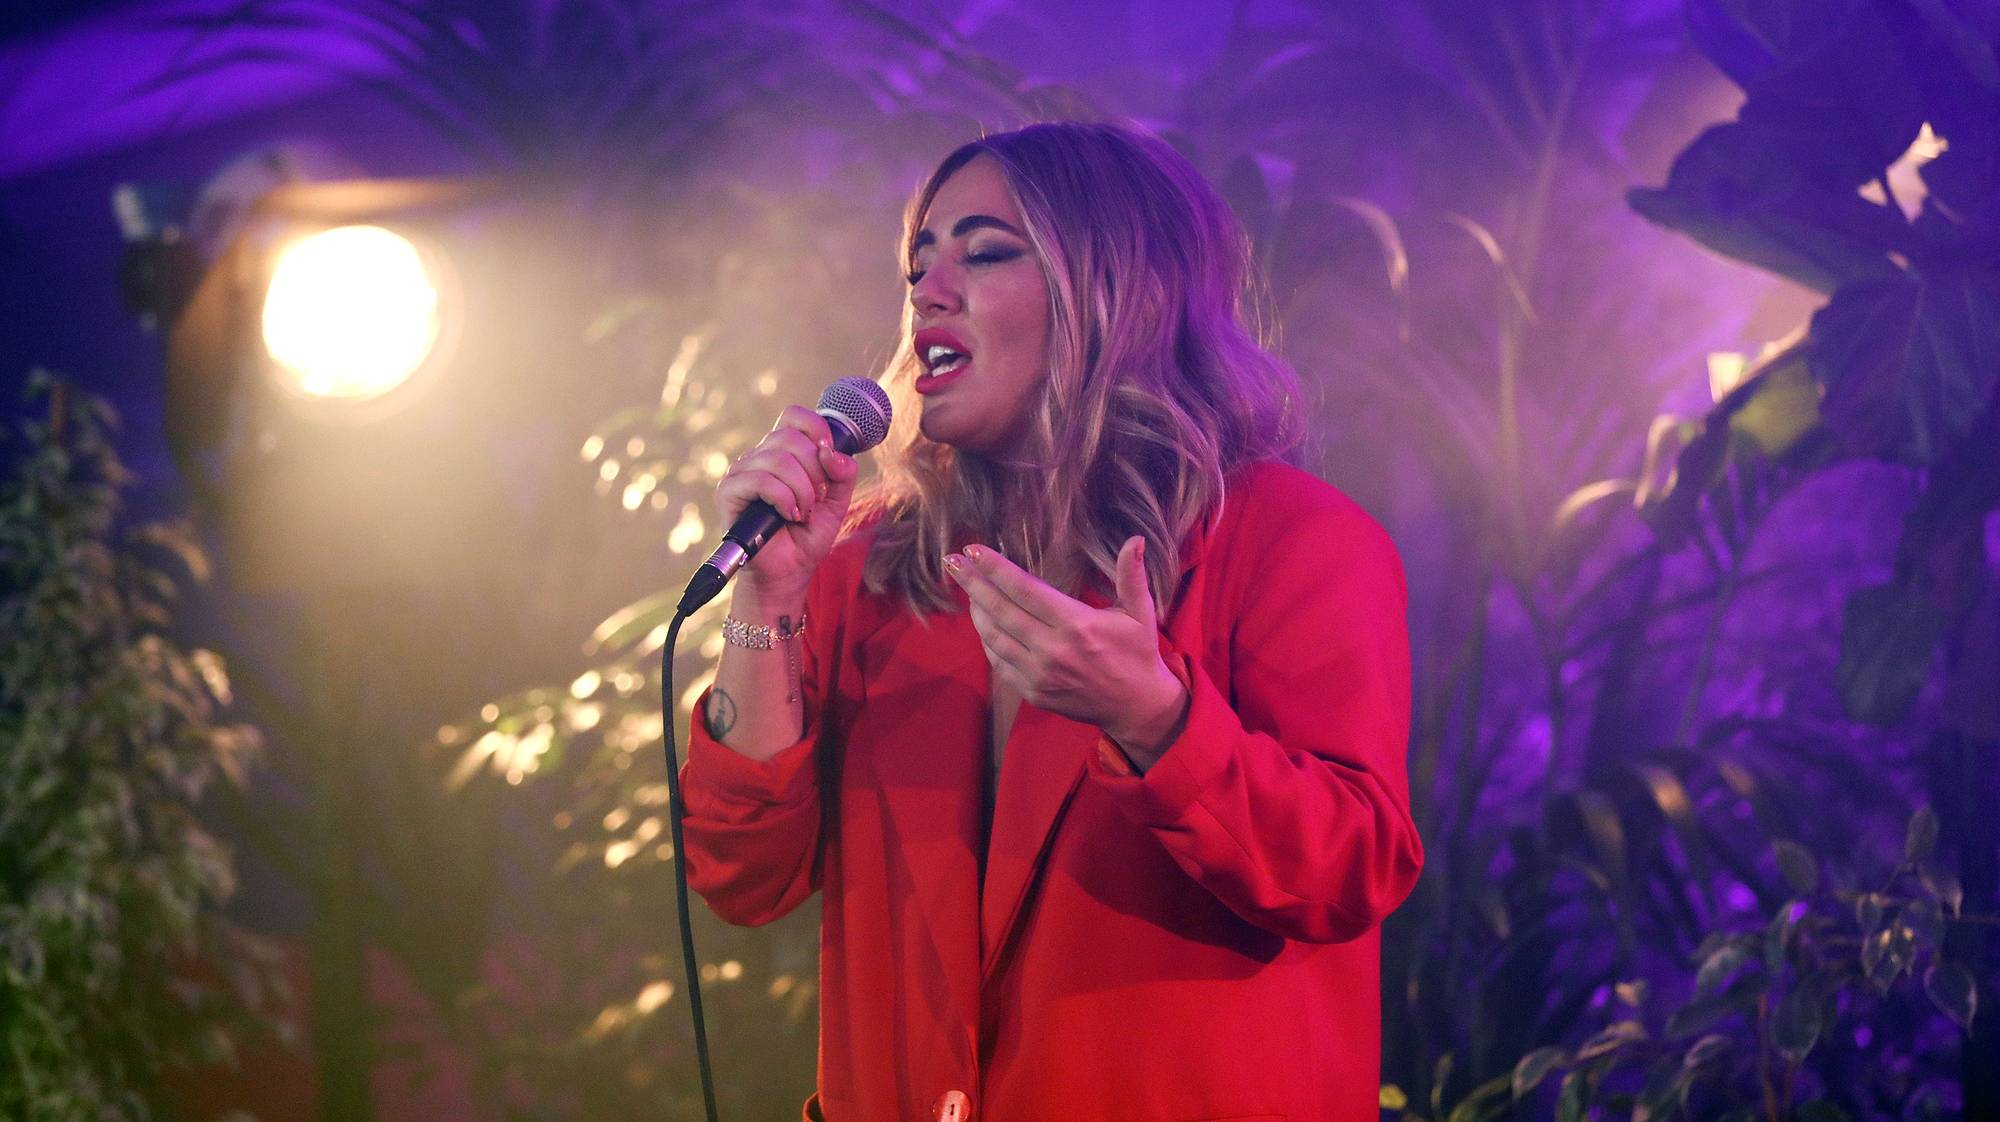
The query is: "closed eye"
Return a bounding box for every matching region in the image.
[904,244,1023,286]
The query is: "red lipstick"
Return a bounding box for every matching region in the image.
[913,327,974,396]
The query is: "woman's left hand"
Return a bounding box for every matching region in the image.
[946,536,1189,769]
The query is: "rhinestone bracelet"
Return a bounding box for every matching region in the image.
[721,611,808,703]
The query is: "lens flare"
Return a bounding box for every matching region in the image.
[261,225,440,401]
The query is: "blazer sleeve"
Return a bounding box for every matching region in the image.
[677,564,840,927]
[1089,494,1424,943]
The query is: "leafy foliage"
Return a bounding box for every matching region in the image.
[0,374,287,1121]
[1502,808,1972,1122]
[1382,1,1999,1118]
[1630,0,2000,723]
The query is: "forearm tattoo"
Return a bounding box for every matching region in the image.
[704,688,738,740]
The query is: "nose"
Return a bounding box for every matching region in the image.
[909,262,958,317]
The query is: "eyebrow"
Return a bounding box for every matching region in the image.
[910,214,1026,253]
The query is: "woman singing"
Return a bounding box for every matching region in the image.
[680,121,1423,1122]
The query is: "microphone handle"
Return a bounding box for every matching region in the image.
[676,409,863,615]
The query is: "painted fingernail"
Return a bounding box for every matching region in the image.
[944,553,964,573]
[964,545,983,561]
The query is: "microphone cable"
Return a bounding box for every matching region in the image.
[657,608,721,1122]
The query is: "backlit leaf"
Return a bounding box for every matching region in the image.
[1513,1047,1567,1100]
[1576,1020,1646,1062]
[1683,1033,1732,1070]
[1726,348,1820,458]
[1697,945,1747,996]
[1925,961,1977,1032]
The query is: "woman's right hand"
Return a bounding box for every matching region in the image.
[712,405,860,600]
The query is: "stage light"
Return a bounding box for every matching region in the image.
[261,224,441,402]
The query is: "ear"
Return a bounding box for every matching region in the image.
[1112,536,1155,630]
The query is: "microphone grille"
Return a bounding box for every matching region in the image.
[816,377,893,452]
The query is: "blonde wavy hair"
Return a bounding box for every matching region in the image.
[851,121,1305,618]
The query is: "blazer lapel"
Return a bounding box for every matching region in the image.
[980,703,1091,978]
[976,513,1221,980]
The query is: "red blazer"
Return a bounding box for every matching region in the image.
[681,460,1423,1122]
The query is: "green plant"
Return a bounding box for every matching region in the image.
[1391,2,2000,1116]
[1503,808,1975,1122]
[0,373,287,1121]
[1626,1,2000,730]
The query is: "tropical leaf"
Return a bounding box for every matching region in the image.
[1724,344,1820,459]
[1838,579,1945,724]
[1628,120,1909,295]
[1808,274,2000,465]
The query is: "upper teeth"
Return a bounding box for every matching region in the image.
[926,344,966,370]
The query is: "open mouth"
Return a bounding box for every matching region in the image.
[922,343,970,377]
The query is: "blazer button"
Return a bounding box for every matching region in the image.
[933,1089,971,1121]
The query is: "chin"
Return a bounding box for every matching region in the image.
[919,404,979,452]
[920,398,1029,460]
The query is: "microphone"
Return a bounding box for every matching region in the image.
[677,377,893,615]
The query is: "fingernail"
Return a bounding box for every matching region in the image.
[964,545,983,561]
[944,553,963,573]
